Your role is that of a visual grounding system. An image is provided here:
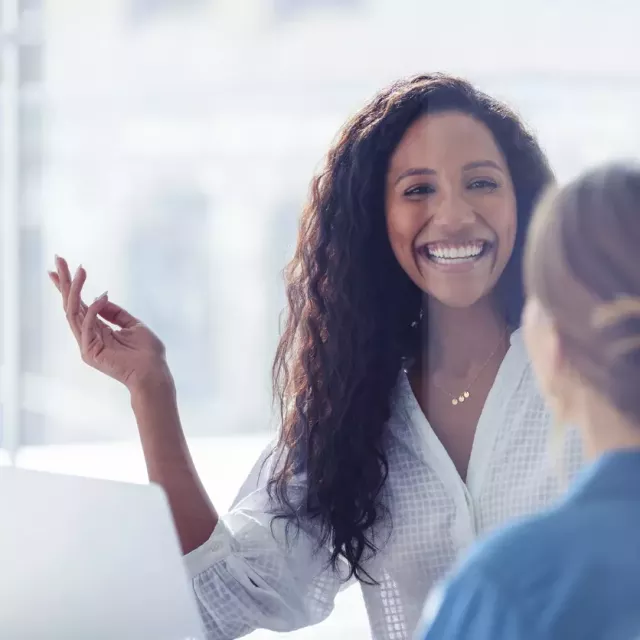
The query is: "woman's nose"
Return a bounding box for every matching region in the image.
[430,190,476,231]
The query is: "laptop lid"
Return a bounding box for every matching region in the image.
[0,467,205,640]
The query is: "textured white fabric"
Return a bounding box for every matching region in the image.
[185,329,584,639]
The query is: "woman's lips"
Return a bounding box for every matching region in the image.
[416,240,493,273]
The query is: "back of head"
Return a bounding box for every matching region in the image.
[525,162,640,423]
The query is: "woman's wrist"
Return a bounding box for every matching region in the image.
[129,371,193,479]
[128,366,184,445]
[128,362,176,404]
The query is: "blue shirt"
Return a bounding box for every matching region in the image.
[417,449,640,640]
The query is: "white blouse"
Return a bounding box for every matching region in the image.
[184,329,584,640]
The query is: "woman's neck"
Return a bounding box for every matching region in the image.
[420,297,509,378]
[578,396,640,460]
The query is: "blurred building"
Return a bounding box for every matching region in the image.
[126,180,214,399]
[2,0,640,447]
[1,0,46,450]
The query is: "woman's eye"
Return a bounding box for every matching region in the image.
[468,178,499,191]
[404,184,435,197]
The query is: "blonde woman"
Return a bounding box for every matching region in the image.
[418,162,640,639]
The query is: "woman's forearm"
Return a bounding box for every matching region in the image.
[130,376,218,554]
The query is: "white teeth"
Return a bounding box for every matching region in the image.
[426,242,485,261]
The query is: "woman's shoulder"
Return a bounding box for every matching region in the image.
[418,508,564,639]
[419,505,590,639]
[439,491,640,635]
[421,507,574,640]
[458,487,629,599]
[463,506,568,583]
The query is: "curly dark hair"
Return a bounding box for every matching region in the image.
[268,73,554,583]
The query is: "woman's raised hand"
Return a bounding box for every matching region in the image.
[49,255,171,392]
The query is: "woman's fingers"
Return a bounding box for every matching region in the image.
[98,301,139,329]
[48,270,60,290]
[81,293,110,362]
[51,256,137,343]
[55,256,73,310]
[66,265,87,343]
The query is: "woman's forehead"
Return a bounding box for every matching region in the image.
[388,112,505,175]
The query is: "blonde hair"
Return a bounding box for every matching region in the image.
[525,162,640,424]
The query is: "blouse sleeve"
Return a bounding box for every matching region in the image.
[183,444,346,639]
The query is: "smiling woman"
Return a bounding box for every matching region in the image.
[386,113,517,311]
[50,74,584,640]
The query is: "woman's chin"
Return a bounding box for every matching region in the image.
[430,296,487,310]
[417,281,496,310]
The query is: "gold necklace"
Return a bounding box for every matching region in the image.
[431,327,509,406]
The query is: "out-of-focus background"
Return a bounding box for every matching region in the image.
[0,0,638,637]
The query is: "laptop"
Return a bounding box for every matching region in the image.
[0,467,206,640]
